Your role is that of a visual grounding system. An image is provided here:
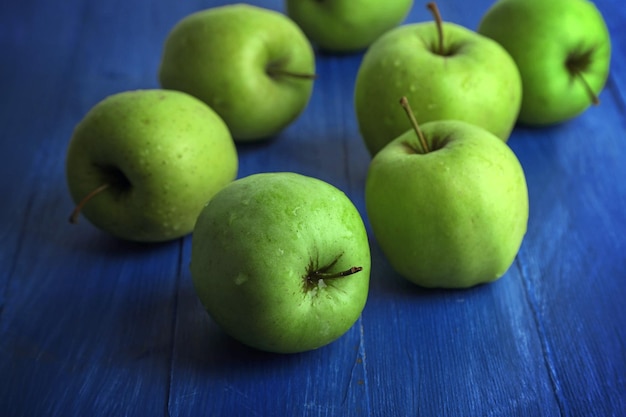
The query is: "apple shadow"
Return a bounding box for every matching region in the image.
[366,236,494,305]
[167,284,312,378]
[74,229,181,258]
[102,279,287,376]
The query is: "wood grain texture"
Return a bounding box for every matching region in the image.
[1,0,624,416]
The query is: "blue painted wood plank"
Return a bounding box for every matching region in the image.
[0,0,625,416]
[363,265,562,416]
[511,101,626,415]
[0,0,180,415]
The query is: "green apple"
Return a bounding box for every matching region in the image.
[354,3,522,156]
[190,172,370,353]
[285,0,414,53]
[159,4,316,142]
[478,0,611,125]
[365,98,528,288]
[66,89,238,242]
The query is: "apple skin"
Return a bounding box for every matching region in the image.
[190,172,371,353]
[285,0,414,53]
[354,22,522,156]
[478,0,611,125]
[365,120,528,288]
[66,89,238,242]
[159,4,315,142]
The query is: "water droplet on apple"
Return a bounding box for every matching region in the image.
[234,273,248,285]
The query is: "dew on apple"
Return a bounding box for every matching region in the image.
[190,172,370,353]
[65,88,238,245]
[234,273,248,286]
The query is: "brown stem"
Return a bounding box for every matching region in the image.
[575,72,600,105]
[427,2,444,55]
[313,266,363,279]
[69,183,111,224]
[400,97,430,154]
[267,68,317,80]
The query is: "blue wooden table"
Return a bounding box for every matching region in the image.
[1,0,624,416]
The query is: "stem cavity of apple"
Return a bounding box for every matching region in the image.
[566,52,600,106]
[400,96,430,154]
[303,253,363,292]
[427,2,445,56]
[305,266,363,292]
[266,67,318,80]
[68,183,111,224]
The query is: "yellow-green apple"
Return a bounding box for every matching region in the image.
[355,3,522,156]
[159,4,316,142]
[66,89,237,242]
[365,98,528,288]
[478,0,611,125]
[190,172,371,353]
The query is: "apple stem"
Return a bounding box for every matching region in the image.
[575,72,601,106]
[427,2,444,55]
[313,266,363,280]
[69,183,111,224]
[400,97,430,154]
[266,68,318,80]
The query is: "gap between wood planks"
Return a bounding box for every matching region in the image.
[513,256,569,416]
[165,238,185,417]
